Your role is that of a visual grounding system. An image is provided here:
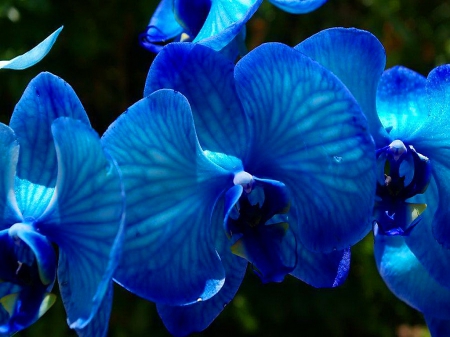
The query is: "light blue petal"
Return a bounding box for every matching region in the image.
[10,72,90,219]
[374,226,450,319]
[425,315,450,337]
[75,283,113,337]
[268,0,327,14]
[296,28,388,147]
[0,27,62,70]
[157,199,247,336]
[376,66,428,142]
[140,0,184,53]
[37,118,124,329]
[194,0,263,51]
[102,89,231,305]
[0,124,22,229]
[235,43,375,252]
[145,43,250,160]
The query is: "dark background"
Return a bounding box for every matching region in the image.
[2,0,448,336]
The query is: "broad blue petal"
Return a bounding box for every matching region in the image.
[296,28,388,147]
[174,0,211,37]
[10,72,90,219]
[425,315,450,337]
[75,283,113,337]
[0,124,21,229]
[0,27,62,70]
[268,0,326,14]
[145,43,250,160]
[194,0,263,51]
[235,43,375,252]
[374,226,450,319]
[413,65,450,247]
[376,66,428,142]
[140,0,184,53]
[157,199,247,336]
[37,118,124,329]
[102,89,231,305]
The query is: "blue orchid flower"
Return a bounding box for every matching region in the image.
[294,27,450,335]
[0,72,125,336]
[0,27,62,70]
[140,0,327,55]
[103,27,376,335]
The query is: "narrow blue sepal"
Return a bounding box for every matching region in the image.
[296,27,388,147]
[0,27,63,70]
[139,0,184,53]
[145,42,250,161]
[268,0,327,14]
[374,225,450,319]
[103,89,231,305]
[37,118,124,330]
[235,42,375,252]
[10,72,90,219]
[157,199,247,336]
[0,123,22,230]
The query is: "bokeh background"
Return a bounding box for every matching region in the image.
[1,0,450,336]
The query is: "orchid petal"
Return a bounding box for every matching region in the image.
[145,43,250,160]
[376,66,428,142]
[102,89,231,305]
[0,124,21,229]
[37,118,124,329]
[296,27,388,147]
[235,43,375,252]
[140,0,184,53]
[174,0,211,37]
[194,0,263,51]
[157,199,247,336]
[0,27,62,70]
[268,0,326,14]
[374,226,450,319]
[425,315,450,337]
[10,72,90,219]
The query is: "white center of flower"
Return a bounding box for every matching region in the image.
[233,171,254,193]
[388,140,407,161]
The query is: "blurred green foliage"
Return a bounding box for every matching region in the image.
[1,0,449,336]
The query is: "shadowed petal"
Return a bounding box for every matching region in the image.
[37,118,124,329]
[0,124,22,229]
[174,0,210,37]
[10,72,90,219]
[374,226,450,319]
[193,0,263,51]
[425,315,450,337]
[235,43,375,252]
[145,43,250,160]
[376,66,428,142]
[157,199,247,336]
[103,89,231,305]
[0,27,62,70]
[140,0,184,53]
[268,0,326,14]
[296,27,388,147]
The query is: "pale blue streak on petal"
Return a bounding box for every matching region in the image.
[38,118,124,329]
[145,43,250,160]
[376,66,428,142]
[296,27,388,147]
[268,0,326,14]
[140,0,184,53]
[374,226,450,319]
[75,283,113,337]
[0,27,62,70]
[10,72,90,219]
[235,43,375,252]
[194,0,263,51]
[102,90,231,305]
[157,198,247,336]
[0,124,22,229]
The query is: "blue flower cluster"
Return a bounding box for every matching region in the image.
[3,1,450,337]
